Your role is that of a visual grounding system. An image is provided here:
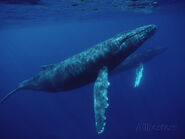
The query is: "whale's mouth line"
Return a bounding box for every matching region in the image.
[117,25,156,46]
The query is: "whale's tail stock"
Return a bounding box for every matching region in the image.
[0,87,21,104]
[0,77,36,104]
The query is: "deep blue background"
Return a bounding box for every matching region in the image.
[0,1,185,139]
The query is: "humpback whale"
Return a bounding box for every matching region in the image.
[112,46,167,87]
[112,46,167,74]
[0,25,157,134]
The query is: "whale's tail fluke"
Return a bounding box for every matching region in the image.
[0,88,21,104]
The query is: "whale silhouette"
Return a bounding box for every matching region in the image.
[112,46,167,74]
[0,25,157,134]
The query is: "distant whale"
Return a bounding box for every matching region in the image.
[112,46,167,87]
[112,46,167,74]
[0,25,157,134]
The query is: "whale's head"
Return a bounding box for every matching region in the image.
[105,24,157,70]
[114,24,157,52]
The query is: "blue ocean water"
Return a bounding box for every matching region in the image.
[0,0,185,138]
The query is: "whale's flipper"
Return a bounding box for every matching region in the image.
[134,63,144,87]
[94,66,110,134]
[0,88,21,104]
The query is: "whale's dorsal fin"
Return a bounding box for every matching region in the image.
[41,64,55,70]
[94,66,110,134]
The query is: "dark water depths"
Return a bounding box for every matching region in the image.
[0,0,185,138]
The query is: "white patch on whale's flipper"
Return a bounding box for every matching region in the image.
[134,63,144,87]
[93,66,110,134]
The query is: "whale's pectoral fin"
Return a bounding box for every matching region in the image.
[134,63,144,87]
[41,64,55,70]
[93,66,110,134]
